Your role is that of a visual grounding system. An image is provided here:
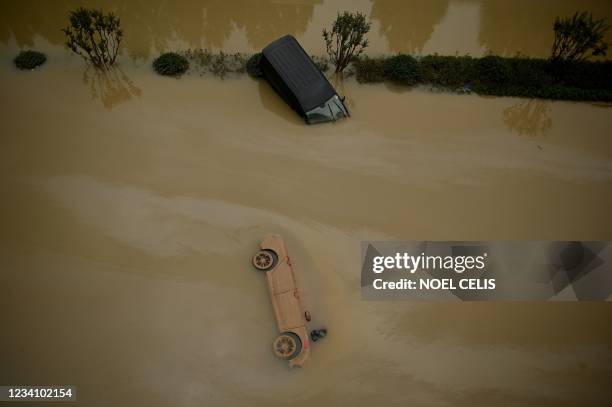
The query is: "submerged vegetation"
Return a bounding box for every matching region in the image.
[349,10,610,101]
[383,55,421,86]
[354,54,612,102]
[153,49,248,78]
[14,50,47,70]
[170,50,331,80]
[143,9,609,101]
[182,49,247,78]
[246,53,263,78]
[352,57,385,83]
[10,6,611,102]
[147,48,611,101]
[153,52,189,76]
[311,55,330,72]
[349,9,611,101]
[62,8,123,69]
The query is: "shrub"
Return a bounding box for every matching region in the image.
[153,52,189,76]
[353,57,385,83]
[475,55,513,86]
[383,55,421,86]
[208,51,242,77]
[508,58,552,88]
[547,59,612,90]
[246,52,263,78]
[323,11,371,73]
[420,55,475,88]
[14,50,47,70]
[351,52,611,101]
[62,7,123,69]
[183,49,246,78]
[551,11,609,62]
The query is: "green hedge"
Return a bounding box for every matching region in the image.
[384,55,421,85]
[353,54,612,102]
[355,57,386,83]
[419,55,475,89]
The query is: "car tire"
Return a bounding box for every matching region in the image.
[252,249,278,271]
[273,332,302,360]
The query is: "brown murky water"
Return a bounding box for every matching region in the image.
[1,1,612,406]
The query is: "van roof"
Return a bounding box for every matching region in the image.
[261,35,336,112]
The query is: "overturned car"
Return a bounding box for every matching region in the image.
[252,234,311,367]
[258,35,349,124]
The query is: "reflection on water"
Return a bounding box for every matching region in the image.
[421,1,484,56]
[1,0,611,58]
[82,66,142,109]
[371,0,449,54]
[478,0,612,57]
[230,0,322,49]
[503,100,552,137]
[0,0,320,58]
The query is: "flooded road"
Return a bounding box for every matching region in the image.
[1,1,612,406]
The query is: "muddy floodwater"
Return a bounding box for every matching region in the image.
[1,1,612,406]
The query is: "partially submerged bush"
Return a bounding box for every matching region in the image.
[351,53,612,102]
[182,49,246,78]
[311,55,329,72]
[62,7,123,69]
[551,11,609,62]
[153,52,189,76]
[475,55,513,85]
[323,11,371,73]
[551,59,612,90]
[383,55,421,86]
[246,52,263,78]
[209,51,246,77]
[509,58,553,87]
[420,55,475,89]
[14,50,47,70]
[353,57,385,83]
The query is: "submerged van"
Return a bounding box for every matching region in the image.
[259,35,349,124]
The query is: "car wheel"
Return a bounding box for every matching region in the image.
[252,249,278,271]
[273,332,302,360]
